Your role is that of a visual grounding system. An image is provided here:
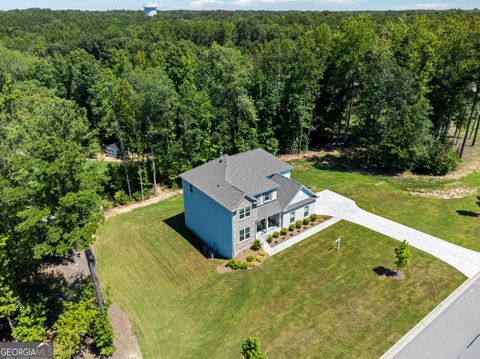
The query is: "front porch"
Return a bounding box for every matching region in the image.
[256,213,281,239]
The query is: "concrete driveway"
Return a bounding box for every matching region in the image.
[315,190,480,278]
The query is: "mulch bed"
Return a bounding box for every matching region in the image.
[269,215,332,248]
[217,247,269,274]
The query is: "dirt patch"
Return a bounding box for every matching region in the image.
[40,251,90,284]
[409,184,479,199]
[109,303,143,359]
[390,271,406,280]
[278,149,326,162]
[105,188,182,218]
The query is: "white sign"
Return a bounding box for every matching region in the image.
[335,237,341,251]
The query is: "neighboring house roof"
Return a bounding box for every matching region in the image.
[180,148,291,211]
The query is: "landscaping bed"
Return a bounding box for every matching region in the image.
[219,243,268,273]
[268,214,332,248]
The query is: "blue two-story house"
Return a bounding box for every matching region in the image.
[180,148,317,258]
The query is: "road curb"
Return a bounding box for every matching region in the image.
[379,271,480,359]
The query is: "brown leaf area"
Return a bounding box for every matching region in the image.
[105,188,182,218]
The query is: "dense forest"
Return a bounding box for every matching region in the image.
[0,8,479,358]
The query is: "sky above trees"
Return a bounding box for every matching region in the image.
[1,0,478,11]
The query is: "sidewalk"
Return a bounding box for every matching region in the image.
[261,217,342,256]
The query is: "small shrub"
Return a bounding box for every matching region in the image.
[92,313,115,356]
[113,190,129,206]
[303,217,310,225]
[246,255,254,262]
[241,337,266,359]
[256,255,263,263]
[248,261,257,267]
[258,250,266,257]
[267,235,273,243]
[288,224,295,232]
[251,239,262,251]
[239,261,248,270]
[272,231,280,238]
[132,191,144,202]
[226,259,240,270]
[280,228,288,236]
[295,220,302,229]
[310,213,318,221]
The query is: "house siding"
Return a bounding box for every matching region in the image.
[278,169,291,178]
[232,197,257,255]
[287,187,312,206]
[182,179,233,258]
[282,200,316,227]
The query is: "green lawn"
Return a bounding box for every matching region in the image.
[292,156,480,250]
[95,192,468,358]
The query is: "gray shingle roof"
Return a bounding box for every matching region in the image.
[284,197,316,212]
[271,174,317,211]
[257,200,282,220]
[229,148,292,177]
[270,174,302,209]
[180,149,291,211]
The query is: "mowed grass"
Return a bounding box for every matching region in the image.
[95,194,465,359]
[292,158,480,250]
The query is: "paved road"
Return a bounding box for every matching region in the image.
[315,190,480,278]
[384,273,480,359]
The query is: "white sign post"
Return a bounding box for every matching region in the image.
[335,237,341,252]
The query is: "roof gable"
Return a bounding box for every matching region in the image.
[271,174,317,211]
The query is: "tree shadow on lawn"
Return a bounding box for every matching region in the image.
[306,149,398,177]
[372,266,397,277]
[456,210,480,217]
[163,213,227,259]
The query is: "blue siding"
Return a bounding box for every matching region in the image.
[279,169,291,177]
[182,179,233,258]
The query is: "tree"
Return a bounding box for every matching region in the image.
[54,284,114,359]
[241,337,266,359]
[0,236,17,323]
[394,241,411,275]
[54,288,98,359]
[12,304,46,342]
[92,313,116,356]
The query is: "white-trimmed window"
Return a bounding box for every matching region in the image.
[239,227,251,242]
[264,192,271,202]
[289,211,295,223]
[304,205,309,217]
[239,206,251,220]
